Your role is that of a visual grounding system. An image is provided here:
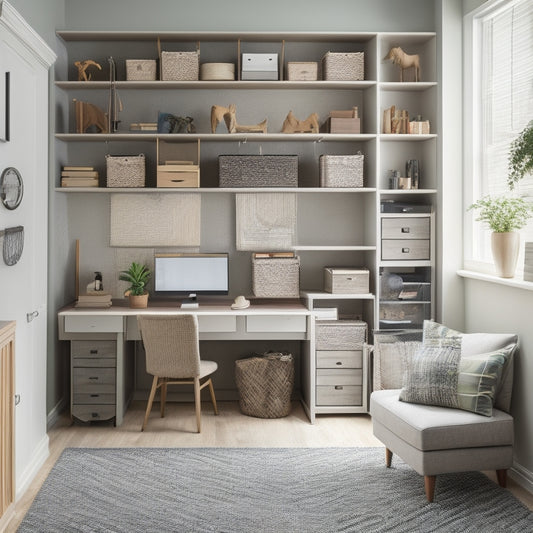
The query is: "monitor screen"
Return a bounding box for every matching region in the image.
[154,253,229,295]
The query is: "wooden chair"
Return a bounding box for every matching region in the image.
[137,315,218,432]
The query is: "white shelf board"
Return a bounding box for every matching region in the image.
[379,134,437,141]
[55,187,377,194]
[379,189,437,195]
[379,260,432,267]
[379,82,437,91]
[301,291,375,300]
[293,245,376,251]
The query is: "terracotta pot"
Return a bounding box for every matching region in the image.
[127,292,149,309]
[491,232,520,278]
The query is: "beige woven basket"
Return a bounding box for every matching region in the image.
[235,353,294,418]
[322,51,364,81]
[252,256,300,298]
[126,60,157,81]
[315,320,367,350]
[319,154,364,187]
[161,51,199,81]
[106,154,146,187]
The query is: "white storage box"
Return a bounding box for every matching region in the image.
[161,51,199,81]
[252,256,300,298]
[242,53,278,80]
[125,60,157,81]
[324,267,369,294]
[319,154,364,188]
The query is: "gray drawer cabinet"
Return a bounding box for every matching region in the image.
[71,340,117,422]
[381,216,431,261]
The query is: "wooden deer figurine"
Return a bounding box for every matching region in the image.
[74,59,102,81]
[73,99,109,133]
[384,47,421,82]
[281,111,319,133]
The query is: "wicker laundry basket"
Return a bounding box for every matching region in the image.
[235,352,294,418]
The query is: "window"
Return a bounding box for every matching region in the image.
[465,0,533,273]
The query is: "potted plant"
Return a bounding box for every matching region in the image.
[468,195,533,278]
[119,262,151,308]
[508,120,533,190]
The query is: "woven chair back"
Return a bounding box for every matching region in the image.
[137,315,201,378]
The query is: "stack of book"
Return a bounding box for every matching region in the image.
[61,166,99,188]
[130,122,158,131]
[75,293,112,308]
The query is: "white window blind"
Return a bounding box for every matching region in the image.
[473,0,533,265]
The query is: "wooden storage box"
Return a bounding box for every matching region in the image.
[157,165,200,188]
[106,154,145,187]
[252,256,300,298]
[324,267,369,294]
[161,51,199,81]
[315,320,367,350]
[322,51,364,81]
[319,154,364,187]
[316,369,363,406]
[381,217,430,240]
[381,239,430,260]
[219,155,298,187]
[125,59,157,81]
[323,117,361,134]
[287,62,318,81]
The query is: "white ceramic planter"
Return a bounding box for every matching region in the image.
[491,232,520,278]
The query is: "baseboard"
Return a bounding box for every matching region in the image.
[15,434,49,501]
[510,460,533,495]
[47,397,67,430]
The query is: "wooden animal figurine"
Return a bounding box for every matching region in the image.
[211,105,231,133]
[281,111,319,133]
[223,104,268,134]
[384,47,421,82]
[74,59,102,81]
[73,99,109,133]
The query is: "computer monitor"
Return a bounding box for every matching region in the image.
[154,253,229,307]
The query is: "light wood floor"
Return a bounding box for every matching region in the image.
[6,400,533,531]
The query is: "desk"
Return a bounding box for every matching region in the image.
[58,299,315,425]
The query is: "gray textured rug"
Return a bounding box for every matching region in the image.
[19,447,533,533]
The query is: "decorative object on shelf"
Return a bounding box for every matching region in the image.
[200,63,235,81]
[223,104,267,134]
[219,154,298,188]
[0,167,23,209]
[0,225,24,266]
[322,51,364,81]
[241,53,278,81]
[61,166,99,188]
[252,253,300,298]
[107,57,122,133]
[130,122,157,132]
[468,195,533,278]
[211,104,231,133]
[507,120,533,190]
[157,112,196,134]
[286,62,318,81]
[93,271,103,291]
[106,154,146,188]
[321,107,360,134]
[119,262,151,308]
[74,59,102,81]
[383,46,420,82]
[160,50,199,81]
[406,159,420,189]
[281,111,319,134]
[409,115,430,134]
[319,154,364,188]
[389,169,412,190]
[324,267,369,294]
[382,105,410,134]
[231,295,250,310]
[73,99,108,134]
[125,59,157,81]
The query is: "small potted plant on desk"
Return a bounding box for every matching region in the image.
[119,262,151,308]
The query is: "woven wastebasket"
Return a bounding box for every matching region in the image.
[235,352,294,418]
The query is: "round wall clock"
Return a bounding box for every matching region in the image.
[0,167,24,210]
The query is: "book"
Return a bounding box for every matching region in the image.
[75,301,113,308]
[61,178,99,187]
[61,170,99,178]
[253,252,295,259]
[62,166,94,171]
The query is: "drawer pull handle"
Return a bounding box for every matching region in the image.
[402,247,410,253]
[90,394,99,398]
[401,227,410,233]
[89,377,99,380]
[91,412,99,418]
[336,362,343,366]
[90,350,98,354]
[335,385,344,390]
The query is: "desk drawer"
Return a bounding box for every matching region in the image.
[65,315,123,333]
[72,404,115,422]
[316,385,362,406]
[381,239,430,260]
[73,368,115,393]
[73,393,115,405]
[71,340,116,359]
[316,350,362,369]
[246,315,307,333]
[199,315,237,332]
[73,357,116,368]
[381,217,430,239]
[316,368,362,386]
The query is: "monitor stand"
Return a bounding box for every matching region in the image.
[180,293,199,309]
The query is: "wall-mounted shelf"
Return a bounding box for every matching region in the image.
[55,187,378,194]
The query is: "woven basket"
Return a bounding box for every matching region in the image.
[126,60,157,81]
[319,154,364,187]
[322,51,364,81]
[235,353,294,418]
[106,154,145,187]
[161,51,199,81]
[315,320,367,350]
[252,256,300,298]
[219,155,298,188]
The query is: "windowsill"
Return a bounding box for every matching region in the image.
[457,269,533,291]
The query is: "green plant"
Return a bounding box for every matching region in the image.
[508,120,533,190]
[468,195,533,233]
[119,262,151,296]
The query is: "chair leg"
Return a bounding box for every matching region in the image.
[142,375,159,432]
[385,448,393,467]
[194,377,201,433]
[424,475,436,502]
[207,378,218,415]
[160,378,167,418]
[496,469,507,488]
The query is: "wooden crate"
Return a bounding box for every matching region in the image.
[157,165,200,188]
[287,62,318,81]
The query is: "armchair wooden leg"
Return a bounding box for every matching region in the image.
[142,376,159,432]
[496,469,507,488]
[160,378,167,418]
[194,377,201,433]
[385,448,393,467]
[207,378,218,415]
[424,475,436,502]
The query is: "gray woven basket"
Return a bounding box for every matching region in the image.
[252,256,300,298]
[219,155,298,188]
[161,51,199,81]
[106,154,145,187]
[319,154,364,187]
[235,353,294,418]
[315,320,368,350]
[322,51,364,81]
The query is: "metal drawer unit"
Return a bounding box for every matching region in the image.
[71,340,117,422]
[314,321,367,409]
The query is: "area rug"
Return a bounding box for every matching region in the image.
[18,447,533,533]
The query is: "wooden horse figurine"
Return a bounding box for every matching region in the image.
[73,99,109,133]
[222,104,268,134]
[384,47,421,82]
[281,110,319,133]
[211,105,231,133]
[74,59,102,81]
